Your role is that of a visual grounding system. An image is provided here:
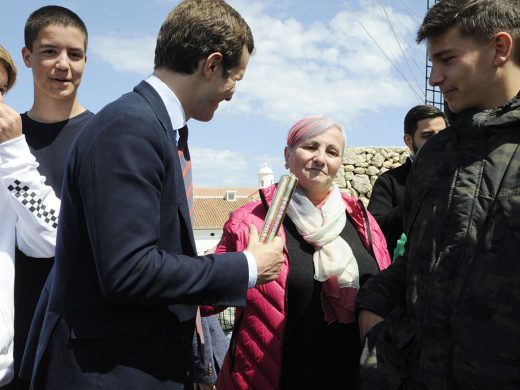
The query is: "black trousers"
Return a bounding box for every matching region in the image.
[0,377,29,390]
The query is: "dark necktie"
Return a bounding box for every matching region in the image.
[177,125,194,222]
[177,125,205,358]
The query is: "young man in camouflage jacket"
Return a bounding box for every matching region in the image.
[356,1,520,388]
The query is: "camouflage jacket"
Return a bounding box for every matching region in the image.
[356,92,520,389]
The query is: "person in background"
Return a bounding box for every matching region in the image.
[217,307,235,341]
[11,7,93,389]
[204,115,391,389]
[0,44,60,389]
[357,0,520,388]
[0,46,16,96]
[191,247,230,390]
[22,1,284,389]
[191,315,228,390]
[367,104,447,257]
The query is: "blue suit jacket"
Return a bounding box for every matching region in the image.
[23,82,249,389]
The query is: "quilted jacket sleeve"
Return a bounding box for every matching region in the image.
[201,204,257,316]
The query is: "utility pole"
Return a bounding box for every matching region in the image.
[424,0,444,109]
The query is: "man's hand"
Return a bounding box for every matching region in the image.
[245,225,284,285]
[359,310,384,340]
[0,102,22,144]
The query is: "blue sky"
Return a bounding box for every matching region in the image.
[2,0,429,187]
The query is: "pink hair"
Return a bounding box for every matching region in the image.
[286,115,345,150]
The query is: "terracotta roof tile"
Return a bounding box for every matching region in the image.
[193,187,260,229]
[193,197,256,229]
[193,187,259,198]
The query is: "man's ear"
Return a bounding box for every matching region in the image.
[493,32,513,67]
[403,134,414,153]
[202,52,223,78]
[21,47,32,68]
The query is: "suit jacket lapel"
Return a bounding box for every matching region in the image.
[133,81,197,255]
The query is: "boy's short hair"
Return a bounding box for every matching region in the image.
[0,45,17,92]
[404,105,446,136]
[154,0,254,75]
[417,0,520,65]
[24,5,88,52]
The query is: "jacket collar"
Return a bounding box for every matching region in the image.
[259,182,365,233]
[134,81,175,140]
[259,182,374,262]
[133,80,197,255]
[448,90,520,140]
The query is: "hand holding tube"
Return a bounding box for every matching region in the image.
[259,174,298,243]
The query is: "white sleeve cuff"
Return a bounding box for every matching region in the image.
[243,250,257,288]
[0,133,25,148]
[0,135,38,173]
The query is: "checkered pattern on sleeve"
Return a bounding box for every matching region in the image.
[7,179,58,228]
[218,306,236,332]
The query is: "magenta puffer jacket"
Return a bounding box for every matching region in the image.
[206,184,391,389]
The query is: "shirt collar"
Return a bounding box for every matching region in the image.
[145,74,186,131]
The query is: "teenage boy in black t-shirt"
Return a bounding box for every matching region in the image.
[12,7,93,389]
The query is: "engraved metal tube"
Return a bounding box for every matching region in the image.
[259,174,298,243]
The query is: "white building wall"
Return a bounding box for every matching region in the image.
[194,229,223,255]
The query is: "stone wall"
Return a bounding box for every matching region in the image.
[334,146,410,206]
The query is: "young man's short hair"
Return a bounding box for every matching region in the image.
[154,0,254,75]
[404,104,446,136]
[0,45,17,92]
[417,0,520,66]
[24,5,88,52]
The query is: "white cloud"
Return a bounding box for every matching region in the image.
[191,147,252,187]
[89,0,424,131]
[190,147,287,187]
[227,0,424,129]
[90,34,155,74]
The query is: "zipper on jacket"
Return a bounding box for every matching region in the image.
[228,309,243,371]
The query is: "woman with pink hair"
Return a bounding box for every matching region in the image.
[204,116,391,389]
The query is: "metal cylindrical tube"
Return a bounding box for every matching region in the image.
[259,174,298,243]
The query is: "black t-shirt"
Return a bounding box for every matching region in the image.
[280,214,380,389]
[22,111,93,191]
[13,110,94,372]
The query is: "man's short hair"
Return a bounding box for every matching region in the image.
[154,0,254,75]
[404,105,446,136]
[24,5,88,52]
[417,0,520,66]
[0,45,17,92]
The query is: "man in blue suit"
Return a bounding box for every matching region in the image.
[22,1,284,389]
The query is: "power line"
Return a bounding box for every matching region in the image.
[340,0,424,101]
[377,0,423,93]
[356,18,424,101]
[425,0,444,109]
[383,0,425,75]
[393,0,423,24]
